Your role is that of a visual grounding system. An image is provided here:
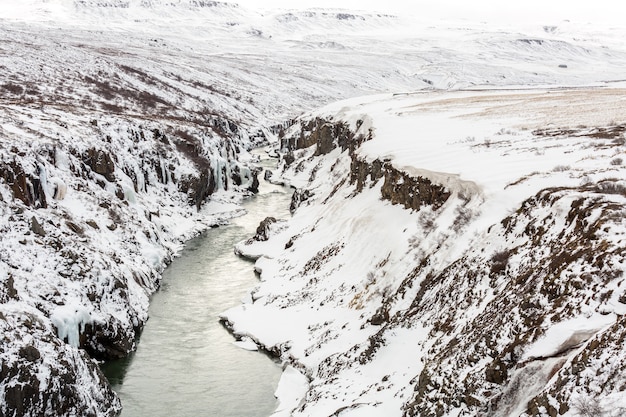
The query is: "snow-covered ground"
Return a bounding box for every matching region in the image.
[1,0,626,415]
[224,86,626,416]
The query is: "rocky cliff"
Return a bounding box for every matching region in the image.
[0,11,265,414]
[0,102,258,415]
[224,89,626,417]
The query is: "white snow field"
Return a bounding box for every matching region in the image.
[0,0,625,416]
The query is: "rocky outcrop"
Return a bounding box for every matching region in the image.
[0,161,48,209]
[403,182,626,416]
[350,156,451,211]
[83,148,116,182]
[253,217,277,242]
[0,308,121,417]
[179,169,216,210]
[280,117,368,156]
[282,117,452,212]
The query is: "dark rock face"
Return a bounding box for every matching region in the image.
[290,189,313,213]
[0,161,48,208]
[283,152,296,167]
[81,320,136,361]
[380,168,451,211]
[0,312,121,417]
[83,148,116,182]
[252,217,277,242]
[282,117,450,212]
[247,169,260,193]
[179,169,216,210]
[281,117,365,156]
[351,156,451,211]
[485,358,508,384]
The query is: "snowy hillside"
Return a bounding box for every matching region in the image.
[1,0,626,415]
[223,87,626,417]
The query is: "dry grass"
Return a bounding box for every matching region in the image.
[401,88,626,132]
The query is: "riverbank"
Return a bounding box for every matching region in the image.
[222,87,626,416]
[101,150,291,416]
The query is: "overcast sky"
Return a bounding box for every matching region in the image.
[232,0,625,25]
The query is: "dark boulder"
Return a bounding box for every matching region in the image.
[83,148,115,182]
[0,161,47,208]
[253,217,277,242]
[30,216,46,237]
[290,189,313,213]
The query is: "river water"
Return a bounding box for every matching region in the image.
[101,151,291,417]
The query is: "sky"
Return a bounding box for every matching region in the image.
[231,0,626,25]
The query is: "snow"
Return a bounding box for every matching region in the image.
[523,313,617,361]
[224,85,626,416]
[271,365,309,417]
[50,303,95,348]
[1,0,626,415]
[233,336,259,351]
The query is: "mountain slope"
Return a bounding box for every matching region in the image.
[223,87,626,416]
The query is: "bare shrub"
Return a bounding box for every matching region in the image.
[572,396,604,417]
[594,180,626,196]
[452,206,473,232]
[2,82,24,95]
[610,157,623,166]
[490,250,510,275]
[419,210,435,232]
[553,165,571,172]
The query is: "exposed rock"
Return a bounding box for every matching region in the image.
[0,161,47,208]
[252,217,277,242]
[369,307,389,326]
[380,167,451,211]
[0,275,19,302]
[0,311,121,417]
[83,148,115,182]
[282,118,450,212]
[485,358,508,384]
[290,189,313,213]
[81,321,136,361]
[283,151,295,166]
[179,169,216,210]
[248,168,260,193]
[18,345,41,362]
[30,216,46,237]
[66,221,85,236]
[281,117,362,156]
[344,153,451,211]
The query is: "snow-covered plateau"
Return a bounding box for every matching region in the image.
[1,0,626,416]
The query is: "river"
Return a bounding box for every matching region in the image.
[101,150,291,417]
